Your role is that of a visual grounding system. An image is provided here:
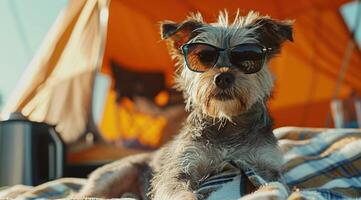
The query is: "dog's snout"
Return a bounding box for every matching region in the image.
[214,72,235,89]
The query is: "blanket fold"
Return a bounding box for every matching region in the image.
[1,127,360,200]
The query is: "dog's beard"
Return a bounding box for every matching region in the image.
[204,98,245,120]
[211,90,234,101]
[193,84,248,120]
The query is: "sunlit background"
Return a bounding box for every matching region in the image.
[0,0,360,146]
[0,0,361,122]
[0,0,361,147]
[0,0,360,111]
[0,0,360,190]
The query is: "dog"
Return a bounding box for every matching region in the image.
[77,10,293,200]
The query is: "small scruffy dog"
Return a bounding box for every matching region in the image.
[78,11,293,200]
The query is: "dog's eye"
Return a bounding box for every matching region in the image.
[197,50,217,64]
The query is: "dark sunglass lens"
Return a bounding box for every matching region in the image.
[230,45,265,74]
[184,44,218,72]
[198,49,218,65]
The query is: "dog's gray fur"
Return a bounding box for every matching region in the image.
[77,11,293,200]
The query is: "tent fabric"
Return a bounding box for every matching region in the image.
[1,0,109,143]
[1,0,361,143]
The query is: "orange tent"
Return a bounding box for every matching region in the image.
[100,0,361,141]
[2,0,360,146]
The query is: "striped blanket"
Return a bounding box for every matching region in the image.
[1,127,360,199]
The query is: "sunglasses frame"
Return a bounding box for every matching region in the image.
[181,42,272,73]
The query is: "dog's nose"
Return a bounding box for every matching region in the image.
[214,72,235,89]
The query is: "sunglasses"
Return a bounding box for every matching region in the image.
[181,43,271,74]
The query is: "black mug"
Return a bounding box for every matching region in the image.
[0,118,65,186]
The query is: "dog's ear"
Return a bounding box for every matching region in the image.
[160,20,203,50]
[250,17,294,49]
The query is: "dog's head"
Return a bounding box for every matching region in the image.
[161,11,293,120]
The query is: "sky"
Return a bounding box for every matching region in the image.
[0,0,360,112]
[0,0,67,110]
[341,1,361,46]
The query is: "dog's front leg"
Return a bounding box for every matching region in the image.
[77,153,152,198]
[151,170,198,200]
[150,144,214,200]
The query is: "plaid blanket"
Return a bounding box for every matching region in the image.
[1,127,361,199]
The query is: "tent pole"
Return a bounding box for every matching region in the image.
[84,0,110,143]
[325,0,361,127]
